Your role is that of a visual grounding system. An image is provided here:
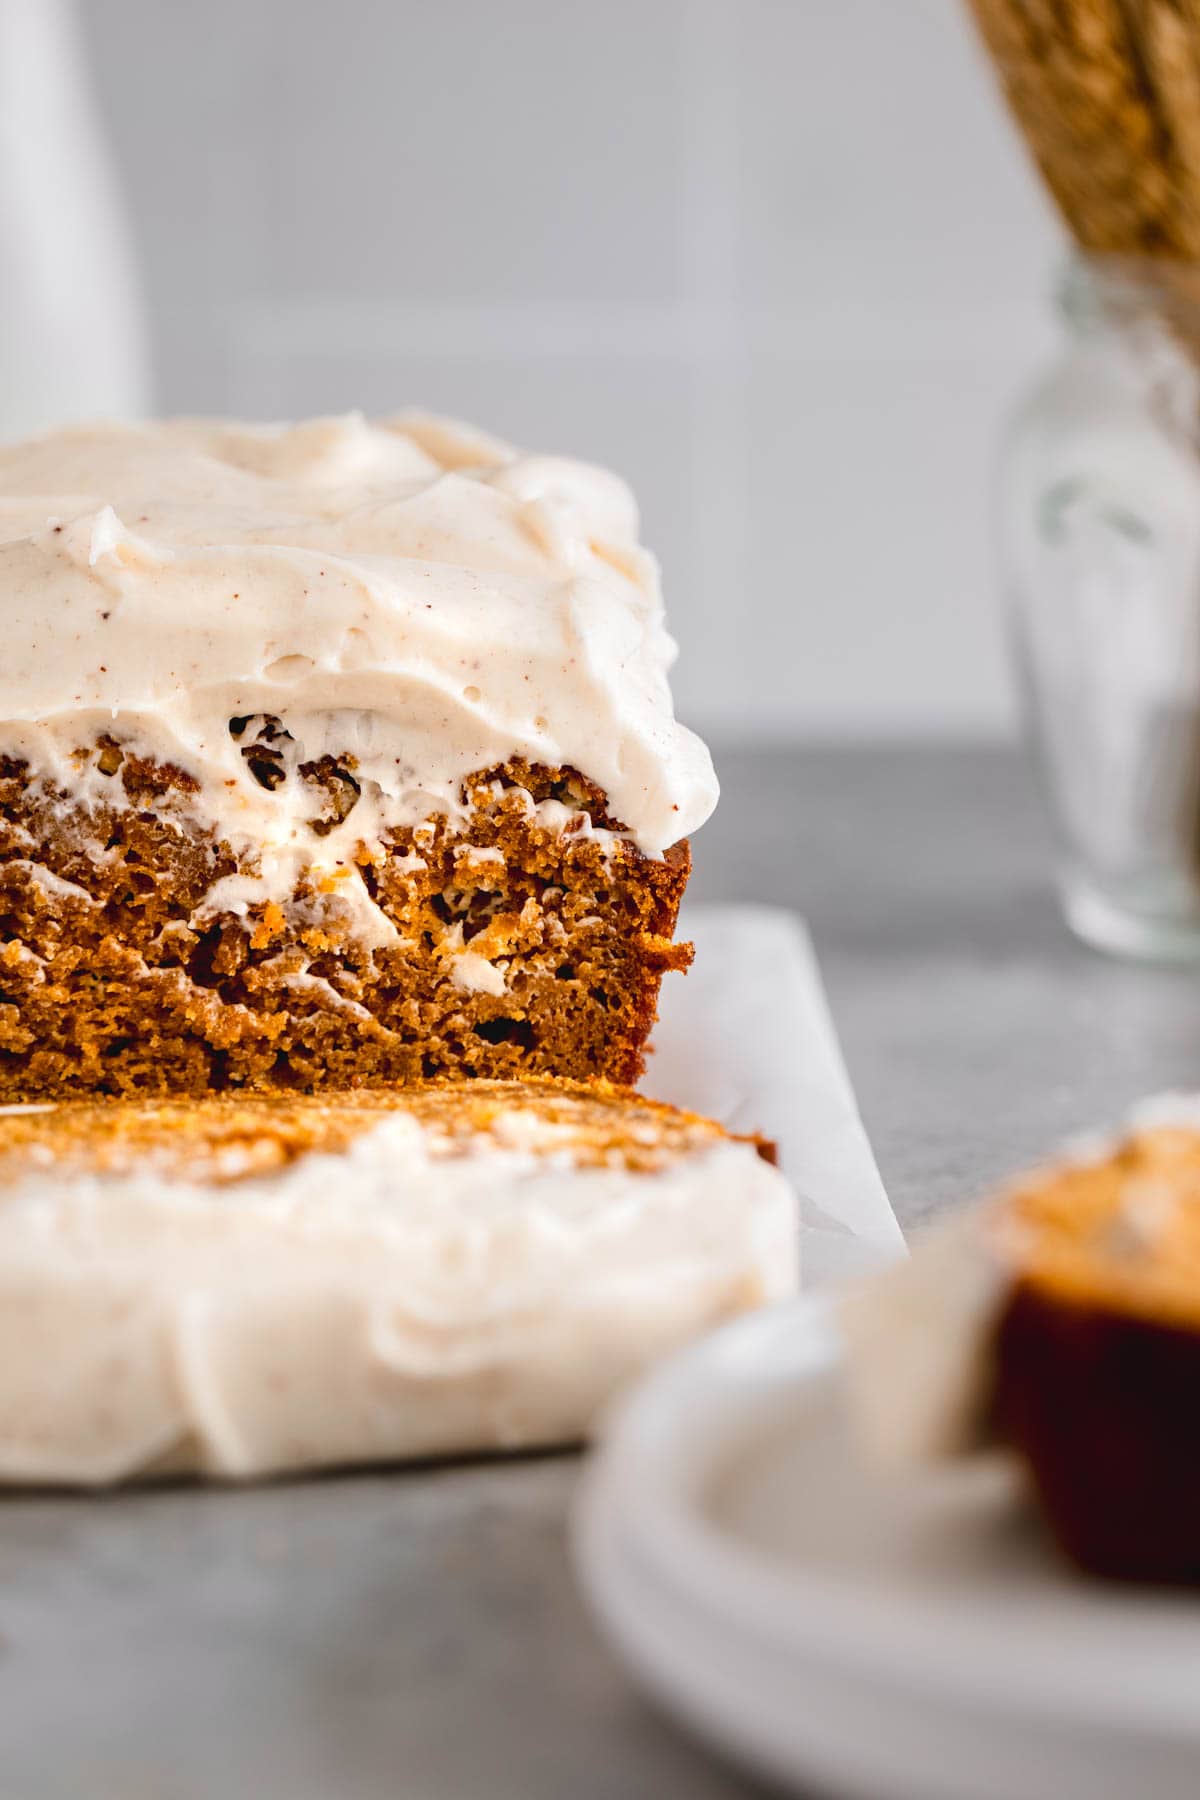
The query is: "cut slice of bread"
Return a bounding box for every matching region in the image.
[0,1080,795,1486]
[844,1094,1200,1583]
[994,1103,1200,1582]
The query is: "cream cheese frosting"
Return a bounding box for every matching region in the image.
[0,413,717,906]
[0,1096,795,1484]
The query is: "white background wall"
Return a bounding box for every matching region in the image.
[81,0,1062,740]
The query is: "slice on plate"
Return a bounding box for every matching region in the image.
[0,1079,795,1486]
[844,1093,1200,1582]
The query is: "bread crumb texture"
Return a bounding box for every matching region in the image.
[0,747,691,1099]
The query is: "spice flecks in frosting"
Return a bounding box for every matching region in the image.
[0,412,717,873]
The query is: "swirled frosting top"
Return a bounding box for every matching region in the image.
[0,412,717,860]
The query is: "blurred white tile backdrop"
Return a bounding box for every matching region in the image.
[81,0,1060,739]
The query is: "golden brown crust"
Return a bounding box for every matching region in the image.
[0,1077,770,1186]
[993,1122,1200,1581]
[0,749,692,1099]
[1001,1123,1200,1327]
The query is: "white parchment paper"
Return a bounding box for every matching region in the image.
[643,904,905,1285]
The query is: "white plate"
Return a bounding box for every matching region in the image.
[573,1297,1200,1800]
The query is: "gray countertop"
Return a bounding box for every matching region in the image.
[7,746,1200,1800]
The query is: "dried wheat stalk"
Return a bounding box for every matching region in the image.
[967,6,1200,879]
[964,0,1200,258]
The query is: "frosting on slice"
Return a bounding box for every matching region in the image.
[0,1086,795,1483]
[0,412,718,878]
